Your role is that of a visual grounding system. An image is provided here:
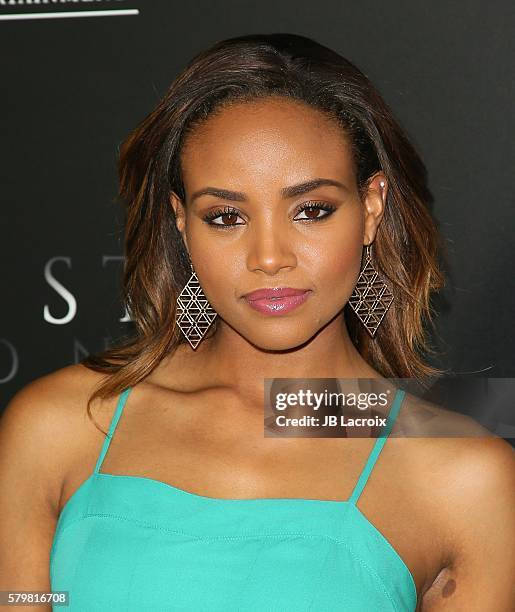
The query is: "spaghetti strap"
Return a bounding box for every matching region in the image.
[348,388,406,505]
[93,387,133,474]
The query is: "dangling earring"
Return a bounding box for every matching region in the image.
[348,243,394,338]
[175,261,218,350]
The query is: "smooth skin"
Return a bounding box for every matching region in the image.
[1,97,514,611]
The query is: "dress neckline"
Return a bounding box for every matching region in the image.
[54,468,418,603]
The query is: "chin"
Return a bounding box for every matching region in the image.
[239,324,319,352]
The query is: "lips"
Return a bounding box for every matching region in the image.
[244,287,310,301]
[243,287,312,316]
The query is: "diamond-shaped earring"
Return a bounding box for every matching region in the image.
[175,262,218,350]
[348,243,394,338]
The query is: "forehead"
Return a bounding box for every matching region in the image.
[180,97,356,193]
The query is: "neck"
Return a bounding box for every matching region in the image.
[186,313,382,397]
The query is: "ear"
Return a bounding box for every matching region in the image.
[362,173,387,246]
[169,191,188,251]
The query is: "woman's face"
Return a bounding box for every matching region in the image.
[171,96,385,350]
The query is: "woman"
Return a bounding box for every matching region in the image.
[1,33,513,611]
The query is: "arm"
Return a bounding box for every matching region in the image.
[420,437,515,611]
[0,376,72,610]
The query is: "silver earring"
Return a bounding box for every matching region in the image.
[348,243,394,338]
[175,261,218,349]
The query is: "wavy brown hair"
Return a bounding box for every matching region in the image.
[82,33,448,431]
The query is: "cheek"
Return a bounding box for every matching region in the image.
[300,220,364,296]
[325,243,362,289]
[308,249,362,324]
[190,242,242,311]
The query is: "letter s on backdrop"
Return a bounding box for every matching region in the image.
[43,256,77,325]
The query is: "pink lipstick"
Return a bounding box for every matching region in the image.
[243,287,311,316]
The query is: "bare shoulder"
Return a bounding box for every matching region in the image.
[0,364,116,589]
[415,436,515,609]
[433,435,515,497]
[385,390,515,606]
[396,391,494,438]
[2,362,108,414]
[1,362,113,442]
[396,407,514,512]
[396,392,514,521]
[0,363,115,512]
[440,435,515,513]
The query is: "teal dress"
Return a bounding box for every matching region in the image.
[50,387,417,611]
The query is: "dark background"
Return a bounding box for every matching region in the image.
[1,2,514,420]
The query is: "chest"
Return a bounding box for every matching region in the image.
[61,389,444,597]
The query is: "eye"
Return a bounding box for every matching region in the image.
[202,206,245,227]
[293,201,337,221]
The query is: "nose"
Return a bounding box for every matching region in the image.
[246,220,297,275]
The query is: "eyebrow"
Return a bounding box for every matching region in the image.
[190,178,349,204]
